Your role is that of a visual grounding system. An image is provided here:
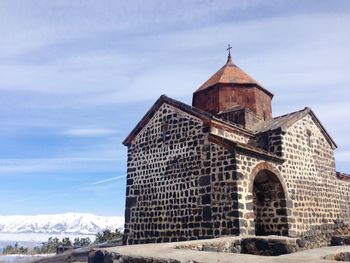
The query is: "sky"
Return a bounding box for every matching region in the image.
[0,0,349,216]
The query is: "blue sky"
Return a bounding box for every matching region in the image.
[0,0,349,216]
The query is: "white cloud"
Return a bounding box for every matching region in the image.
[0,0,272,59]
[76,174,126,192]
[0,158,120,175]
[77,182,119,193]
[89,175,126,185]
[62,128,115,137]
[0,10,349,110]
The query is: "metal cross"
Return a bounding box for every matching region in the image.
[227,44,232,57]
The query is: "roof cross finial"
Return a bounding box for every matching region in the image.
[227,44,232,57]
[226,44,232,63]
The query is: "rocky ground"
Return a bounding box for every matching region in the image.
[31,236,350,263]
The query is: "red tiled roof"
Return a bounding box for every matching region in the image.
[195,56,273,97]
[336,172,350,181]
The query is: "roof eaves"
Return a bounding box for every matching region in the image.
[122,95,166,146]
[254,107,310,134]
[123,95,253,146]
[123,95,214,146]
[255,107,337,149]
[279,108,311,132]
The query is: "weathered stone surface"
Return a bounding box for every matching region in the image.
[331,236,350,246]
[296,238,307,248]
[177,236,304,256]
[271,243,294,256]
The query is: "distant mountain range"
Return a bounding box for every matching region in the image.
[0,213,124,235]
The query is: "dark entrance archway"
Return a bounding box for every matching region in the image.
[253,169,288,236]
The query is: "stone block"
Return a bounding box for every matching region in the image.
[125,197,137,208]
[202,206,212,221]
[124,208,131,223]
[331,235,350,246]
[199,175,210,186]
[245,202,254,210]
[296,238,307,248]
[201,194,211,205]
[255,239,269,251]
[271,243,294,256]
[126,178,133,186]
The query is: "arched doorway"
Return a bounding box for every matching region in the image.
[253,169,288,236]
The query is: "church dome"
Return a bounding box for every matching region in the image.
[195,55,273,97]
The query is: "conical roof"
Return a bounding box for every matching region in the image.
[195,56,273,97]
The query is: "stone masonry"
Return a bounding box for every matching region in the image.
[122,54,349,245]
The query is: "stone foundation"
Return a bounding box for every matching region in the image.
[175,236,301,256]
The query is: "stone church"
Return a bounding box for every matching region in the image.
[122,53,350,245]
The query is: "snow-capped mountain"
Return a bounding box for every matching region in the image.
[0,213,124,235]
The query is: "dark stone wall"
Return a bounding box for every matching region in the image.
[281,114,344,236]
[124,101,350,244]
[123,103,239,245]
[209,143,239,237]
[236,114,350,238]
